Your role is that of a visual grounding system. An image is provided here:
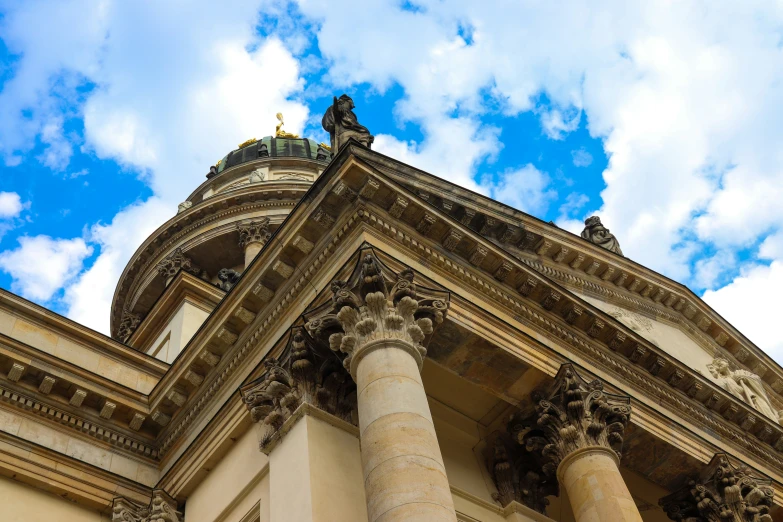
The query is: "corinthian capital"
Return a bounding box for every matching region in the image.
[304,250,449,379]
[237,218,271,248]
[520,364,631,478]
[659,453,773,522]
[111,490,182,522]
[155,248,200,280]
[241,327,357,452]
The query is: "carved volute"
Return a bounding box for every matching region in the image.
[303,249,449,379]
[155,248,200,281]
[236,218,272,249]
[115,308,142,343]
[519,364,631,478]
[659,453,774,522]
[240,326,357,451]
[484,432,558,514]
[111,490,182,522]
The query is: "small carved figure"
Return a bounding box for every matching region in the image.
[708,357,779,423]
[581,216,623,255]
[216,268,242,292]
[321,94,374,153]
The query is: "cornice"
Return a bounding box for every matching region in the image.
[141,151,783,485]
[0,289,166,376]
[112,190,302,336]
[354,147,783,399]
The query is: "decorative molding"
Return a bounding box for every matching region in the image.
[155,248,200,281]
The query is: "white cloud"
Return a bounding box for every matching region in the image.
[486,164,557,216]
[571,148,593,168]
[0,235,92,301]
[0,1,311,333]
[703,262,783,361]
[0,192,25,218]
[64,198,171,333]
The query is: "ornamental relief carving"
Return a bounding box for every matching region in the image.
[241,327,357,450]
[112,490,182,522]
[659,453,773,522]
[606,305,653,334]
[707,357,781,424]
[303,249,449,377]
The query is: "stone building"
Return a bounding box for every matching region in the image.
[0,95,781,522]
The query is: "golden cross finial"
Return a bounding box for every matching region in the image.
[275,112,299,139]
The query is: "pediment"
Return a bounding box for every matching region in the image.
[352,146,783,402]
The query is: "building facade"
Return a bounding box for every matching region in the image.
[0,95,781,522]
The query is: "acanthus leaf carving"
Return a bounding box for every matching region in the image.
[112,490,182,522]
[155,248,200,280]
[303,249,449,378]
[241,326,357,451]
[659,453,773,522]
[484,431,558,515]
[519,364,631,477]
[237,218,272,248]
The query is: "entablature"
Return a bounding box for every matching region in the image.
[354,147,783,404]
[141,144,783,489]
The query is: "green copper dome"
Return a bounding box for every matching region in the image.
[208,136,332,178]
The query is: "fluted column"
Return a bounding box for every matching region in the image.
[523,364,641,522]
[306,252,455,522]
[237,218,271,267]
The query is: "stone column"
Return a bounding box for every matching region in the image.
[242,327,367,522]
[522,364,641,522]
[659,453,774,521]
[306,252,455,522]
[237,218,271,267]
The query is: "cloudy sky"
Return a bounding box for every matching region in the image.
[1,1,782,361]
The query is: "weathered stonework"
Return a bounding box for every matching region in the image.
[659,454,774,522]
[241,327,357,451]
[156,248,200,281]
[112,490,183,522]
[236,218,272,249]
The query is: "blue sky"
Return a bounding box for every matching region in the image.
[1,1,783,361]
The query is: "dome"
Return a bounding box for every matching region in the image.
[208,136,332,178]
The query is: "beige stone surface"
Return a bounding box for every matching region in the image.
[186,427,269,522]
[0,472,108,521]
[558,447,642,522]
[268,412,367,522]
[580,295,714,377]
[148,300,210,363]
[355,340,456,522]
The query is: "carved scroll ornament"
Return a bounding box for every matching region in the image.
[241,327,357,450]
[236,218,271,249]
[520,364,631,478]
[116,308,142,343]
[304,250,449,378]
[112,490,182,522]
[155,248,200,280]
[484,432,558,514]
[659,454,773,522]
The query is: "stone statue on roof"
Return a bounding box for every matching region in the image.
[581,216,623,256]
[708,357,780,423]
[322,94,374,154]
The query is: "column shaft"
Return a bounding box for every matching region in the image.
[244,241,263,267]
[355,340,457,522]
[557,447,642,522]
